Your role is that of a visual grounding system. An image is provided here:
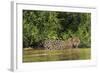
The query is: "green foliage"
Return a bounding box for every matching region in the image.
[23,10,91,48]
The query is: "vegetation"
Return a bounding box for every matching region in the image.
[23,10,91,62]
[23,10,91,48]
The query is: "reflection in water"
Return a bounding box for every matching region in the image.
[23,49,81,62]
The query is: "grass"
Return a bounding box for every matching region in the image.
[23,48,91,62]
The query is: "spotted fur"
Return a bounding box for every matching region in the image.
[43,37,80,50]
